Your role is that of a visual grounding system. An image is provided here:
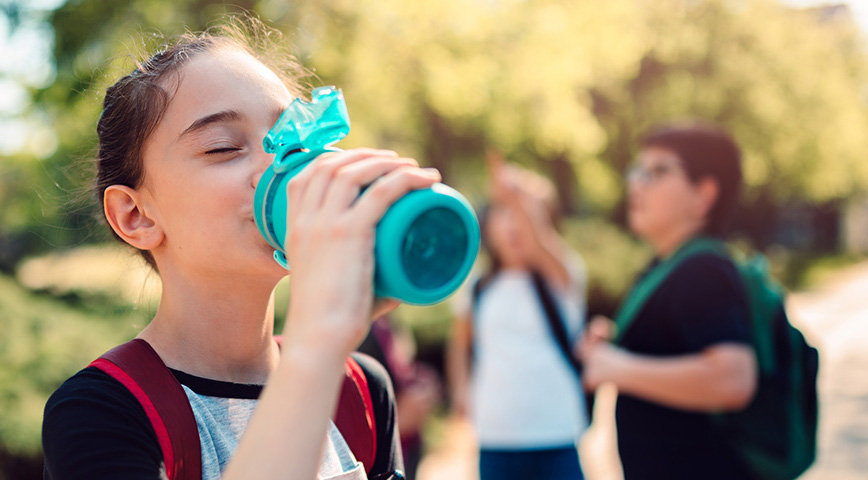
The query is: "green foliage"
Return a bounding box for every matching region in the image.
[1,0,264,264]
[4,0,868,267]
[591,0,868,207]
[391,301,454,353]
[768,249,868,292]
[0,271,143,457]
[282,0,868,217]
[283,0,645,212]
[1,245,151,459]
[562,217,653,317]
[4,0,868,466]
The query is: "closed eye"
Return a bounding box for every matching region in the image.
[205,147,241,155]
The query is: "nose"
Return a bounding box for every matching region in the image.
[627,169,645,195]
[251,143,275,189]
[627,182,641,205]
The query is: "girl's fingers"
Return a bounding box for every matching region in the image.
[350,166,441,226]
[288,149,398,219]
[320,156,420,214]
[372,298,401,318]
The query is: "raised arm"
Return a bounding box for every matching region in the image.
[486,150,572,290]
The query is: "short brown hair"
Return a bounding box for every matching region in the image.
[641,122,743,237]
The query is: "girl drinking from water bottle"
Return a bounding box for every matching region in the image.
[42,16,439,480]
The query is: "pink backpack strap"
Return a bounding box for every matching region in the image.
[89,339,201,480]
[335,355,378,474]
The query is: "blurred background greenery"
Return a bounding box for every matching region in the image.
[2,0,868,477]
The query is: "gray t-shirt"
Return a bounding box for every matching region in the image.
[182,385,367,480]
[43,352,402,480]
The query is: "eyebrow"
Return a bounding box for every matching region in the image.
[178,107,288,140]
[179,110,241,139]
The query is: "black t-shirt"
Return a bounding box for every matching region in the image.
[42,352,403,479]
[616,253,755,480]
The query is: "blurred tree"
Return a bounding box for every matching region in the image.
[277,0,645,214]
[1,0,261,270]
[277,0,868,229]
[588,0,868,245]
[5,0,868,269]
[5,0,868,475]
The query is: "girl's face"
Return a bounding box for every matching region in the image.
[138,48,292,280]
[484,203,532,268]
[627,146,707,244]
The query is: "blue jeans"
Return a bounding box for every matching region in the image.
[479,446,584,480]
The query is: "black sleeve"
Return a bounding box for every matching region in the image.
[351,352,404,479]
[42,367,163,480]
[356,329,394,386]
[665,254,752,351]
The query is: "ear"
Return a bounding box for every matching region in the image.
[104,185,163,251]
[694,177,719,220]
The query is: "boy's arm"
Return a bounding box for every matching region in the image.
[581,340,758,412]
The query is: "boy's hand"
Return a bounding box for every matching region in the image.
[581,340,630,391]
[576,315,620,391]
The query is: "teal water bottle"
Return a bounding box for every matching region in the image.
[254,86,480,305]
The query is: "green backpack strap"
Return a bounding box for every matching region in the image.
[613,237,727,343]
[731,254,785,375]
[611,236,819,479]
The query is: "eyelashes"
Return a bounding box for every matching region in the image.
[205,147,242,155]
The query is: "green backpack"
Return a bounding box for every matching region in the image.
[613,237,819,480]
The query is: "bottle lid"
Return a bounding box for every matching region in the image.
[263,86,350,172]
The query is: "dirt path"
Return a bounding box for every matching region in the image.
[788,261,868,480]
[416,260,868,480]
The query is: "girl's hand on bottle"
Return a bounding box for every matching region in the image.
[281,148,440,359]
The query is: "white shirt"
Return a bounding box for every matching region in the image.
[458,261,588,449]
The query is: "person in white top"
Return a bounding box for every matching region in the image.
[447,150,588,480]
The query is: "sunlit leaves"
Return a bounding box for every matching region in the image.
[11,0,868,255]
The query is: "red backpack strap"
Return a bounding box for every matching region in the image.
[273,336,378,473]
[335,355,378,474]
[88,339,201,480]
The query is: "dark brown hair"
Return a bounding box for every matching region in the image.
[641,122,743,237]
[95,16,308,268]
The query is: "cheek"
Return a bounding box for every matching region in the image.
[629,186,683,229]
[197,161,251,199]
[156,165,247,231]
[484,218,517,253]
[484,221,507,247]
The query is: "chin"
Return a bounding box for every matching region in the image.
[626,212,641,232]
[243,243,285,276]
[258,251,288,276]
[627,215,651,241]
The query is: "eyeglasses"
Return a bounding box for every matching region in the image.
[626,163,681,185]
